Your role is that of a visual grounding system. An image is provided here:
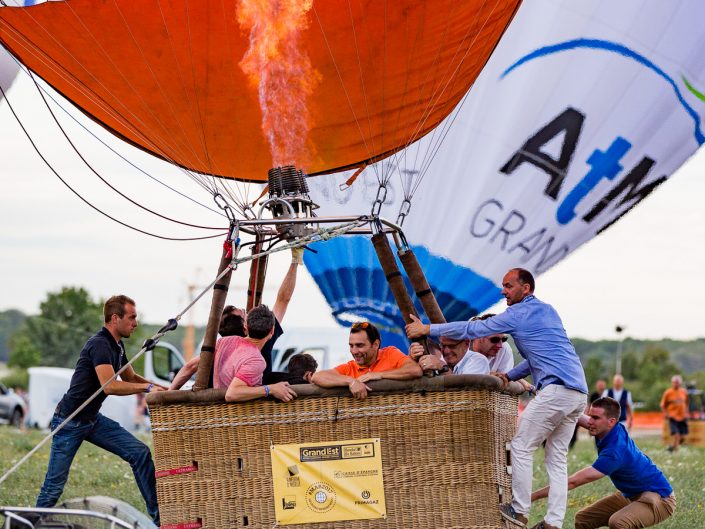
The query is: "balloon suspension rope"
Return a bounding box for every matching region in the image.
[0,218,366,486]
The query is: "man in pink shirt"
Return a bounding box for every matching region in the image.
[214,305,297,403]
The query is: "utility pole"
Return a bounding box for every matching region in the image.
[182,283,196,361]
[615,325,626,375]
[182,268,203,361]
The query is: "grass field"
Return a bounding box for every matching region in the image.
[1,427,703,528]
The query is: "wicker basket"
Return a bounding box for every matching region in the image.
[147,375,521,529]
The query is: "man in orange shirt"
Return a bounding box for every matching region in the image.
[311,321,422,399]
[661,375,689,452]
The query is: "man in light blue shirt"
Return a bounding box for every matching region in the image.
[407,268,587,529]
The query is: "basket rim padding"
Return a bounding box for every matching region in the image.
[146,374,524,406]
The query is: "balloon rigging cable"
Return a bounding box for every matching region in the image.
[0,79,227,241]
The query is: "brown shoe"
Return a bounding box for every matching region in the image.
[499,503,528,526]
[530,521,559,529]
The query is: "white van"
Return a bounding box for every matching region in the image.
[143,326,352,383]
[270,327,351,372]
[144,341,190,388]
[27,367,137,431]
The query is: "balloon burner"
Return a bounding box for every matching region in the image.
[265,166,318,239]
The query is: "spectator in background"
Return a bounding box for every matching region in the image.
[603,374,633,430]
[13,386,29,431]
[661,375,689,452]
[685,381,704,419]
[590,379,607,405]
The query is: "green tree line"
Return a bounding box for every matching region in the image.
[1,287,704,411]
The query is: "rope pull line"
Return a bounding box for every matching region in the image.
[249,185,270,209]
[230,219,367,264]
[0,324,174,487]
[370,183,387,217]
[0,220,363,486]
[396,198,412,227]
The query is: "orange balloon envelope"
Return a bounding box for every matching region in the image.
[0,0,520,181]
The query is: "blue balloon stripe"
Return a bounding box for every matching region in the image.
[305,239,504,345]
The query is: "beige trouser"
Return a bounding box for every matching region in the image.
[511,384,587,527]
[575,491,676,529]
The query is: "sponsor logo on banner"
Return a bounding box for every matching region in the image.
[305,482,337,513]
[300,442,375,462]
[271,438,385,525]
[461,38,705,273]
[305,7,705,319]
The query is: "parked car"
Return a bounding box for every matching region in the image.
[0,382,26,427]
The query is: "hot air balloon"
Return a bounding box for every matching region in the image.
[0,5,530,529]
[0,0,523,373]
[304,0,705,345]
[0,0,520,184]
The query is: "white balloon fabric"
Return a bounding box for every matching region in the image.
[0,44,19,99]
[304,0,705,344]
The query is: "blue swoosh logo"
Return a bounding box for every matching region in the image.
[501,38,704,145]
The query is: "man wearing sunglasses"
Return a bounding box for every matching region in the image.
[311,321,422,399]
[406,268,587,529]
[412,334,510,375]
[471,314,515,373]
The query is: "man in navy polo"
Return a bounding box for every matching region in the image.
[531,397,675,529]
[36,295,166,525]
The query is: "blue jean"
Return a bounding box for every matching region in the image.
[36,412,160,525]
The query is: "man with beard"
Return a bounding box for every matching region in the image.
[406,268,587,529]
[312,321,422,399]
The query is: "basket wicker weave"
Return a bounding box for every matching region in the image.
[147,375,521,529]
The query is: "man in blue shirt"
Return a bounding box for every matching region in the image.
[407,268,587,529]
[531,397,675,529]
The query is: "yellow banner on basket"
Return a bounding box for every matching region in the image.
[271,438,386,525]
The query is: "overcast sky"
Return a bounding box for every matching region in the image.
[2,64,704,343]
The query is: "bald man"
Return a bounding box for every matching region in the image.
[603,374,633,430]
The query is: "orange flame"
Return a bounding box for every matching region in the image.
[238,0,320,168]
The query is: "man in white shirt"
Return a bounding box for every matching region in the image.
[469,314,515,372]
[412,335,491,375]
[602,374,633,429]
[490,341,515,372]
